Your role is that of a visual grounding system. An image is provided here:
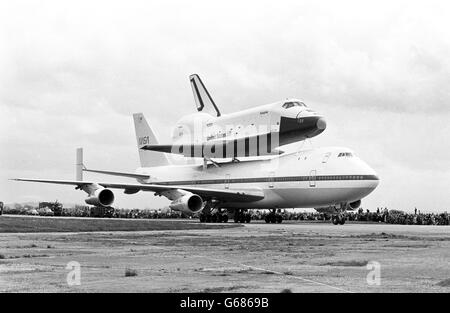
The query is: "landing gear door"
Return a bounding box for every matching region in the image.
[309,170,316,187]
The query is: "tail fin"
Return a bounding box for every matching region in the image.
[189,74,221,117]
[133,113,170,167]
[76,147,84,181]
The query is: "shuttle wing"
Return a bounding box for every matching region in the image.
[141,135,283,158]
[12,178,265,202]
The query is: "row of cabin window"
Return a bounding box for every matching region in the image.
[161,175,366,185]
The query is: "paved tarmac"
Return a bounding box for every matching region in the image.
[1,220,449,292]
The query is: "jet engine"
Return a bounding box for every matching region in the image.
[169,192,204,214]
[348,200,361,210]
[85,188,115,207]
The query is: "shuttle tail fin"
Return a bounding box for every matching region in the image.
[133,113,170,167]
[189,74,221,117]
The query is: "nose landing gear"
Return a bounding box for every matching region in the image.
[331,214,346,225]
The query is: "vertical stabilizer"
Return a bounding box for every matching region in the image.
[76,148,83,181]
[133,113,170,167]
[189,74,221,117]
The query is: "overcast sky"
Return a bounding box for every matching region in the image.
[1,0,449,212]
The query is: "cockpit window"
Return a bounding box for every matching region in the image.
[338,152,353,157]
[282,101,307,109]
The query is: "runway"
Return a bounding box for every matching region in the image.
[0,219,449,292]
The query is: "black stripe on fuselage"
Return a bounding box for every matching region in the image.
[151,175,379,186]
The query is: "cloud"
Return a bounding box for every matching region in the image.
[0,0,449,211]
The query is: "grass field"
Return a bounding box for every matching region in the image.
[0,215,241,233]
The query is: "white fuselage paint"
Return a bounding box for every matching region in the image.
[135,146,379,209]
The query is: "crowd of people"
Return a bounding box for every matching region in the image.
[3,203,449,225]
[267,207,450,225]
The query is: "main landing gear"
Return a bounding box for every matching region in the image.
[265,209,283,224]
[198,206,229,223]
[198,202,228,223]
[331,214,346,225]
[233,209,252,223]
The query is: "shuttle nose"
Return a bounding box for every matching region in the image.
[279,111,327,141]
[316,117,327,130]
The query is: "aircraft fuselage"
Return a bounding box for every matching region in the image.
[136,146,378,209]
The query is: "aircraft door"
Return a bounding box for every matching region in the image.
[268,171,275,188]
[309,170,316,187]
[225,174,230,189]
[322,152,331,163]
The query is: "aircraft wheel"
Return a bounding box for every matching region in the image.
[332,216,339,225]
[276,215,282,223]
[199,215,206,223]
[245,214,251,223]
[338,215,346,225]
[265,215,270,223]
[222,214,228,223]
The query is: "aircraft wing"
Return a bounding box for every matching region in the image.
[12,178,264,202]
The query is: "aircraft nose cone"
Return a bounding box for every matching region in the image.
[360,162,380,191]
[372,173,380,188]
[316,117,327,130]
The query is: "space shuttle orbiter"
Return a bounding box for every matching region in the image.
[140,74,327,159]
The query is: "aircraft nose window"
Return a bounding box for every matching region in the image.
[338,152,353,157]
[282,101,307,109]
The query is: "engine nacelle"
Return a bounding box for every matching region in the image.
[348,200,361,210]
[85,188,115,207]
[169,193,203,214]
